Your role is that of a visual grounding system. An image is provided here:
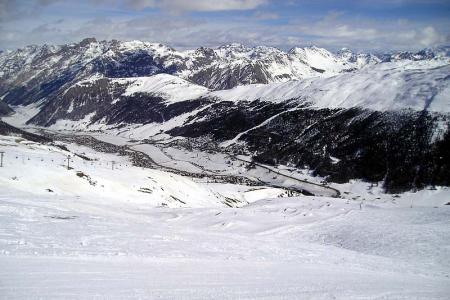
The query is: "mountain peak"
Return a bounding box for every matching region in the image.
[218,43,247,49]
[78,37,98,47]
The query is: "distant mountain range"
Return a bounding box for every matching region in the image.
[1,38,449,193]
[1,37,448,106]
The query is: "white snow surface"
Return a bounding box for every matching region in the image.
[212,61,450,112]
[120,73,209,103]
[0,135,233,208]
[1,133,450,299]
[1,102,43,127]
[290,46,353,74]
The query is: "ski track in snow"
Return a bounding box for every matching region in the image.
[220,106,300,148]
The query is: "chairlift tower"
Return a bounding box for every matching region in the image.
[0,151,4,167]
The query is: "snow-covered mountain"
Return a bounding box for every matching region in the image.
[1,39,450,298]
[27,60,450,127]
[212,61,450,112]
[1,38,448,108]
[9,59,445,193]
[1,38,449,193]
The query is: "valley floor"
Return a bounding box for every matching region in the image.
[1,132,449,299]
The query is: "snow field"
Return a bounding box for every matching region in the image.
[0,135,296,209]
[1,191,449,299]
[1,134,450,298]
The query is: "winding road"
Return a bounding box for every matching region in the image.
[39,130,341,198]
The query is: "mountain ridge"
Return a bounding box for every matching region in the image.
[1,38,448,108]
[1,38,449,193]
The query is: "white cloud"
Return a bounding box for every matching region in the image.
[122,0,267,12]
[253,11,279,20]
[287,12,449,50]
[160,0,268,12]
[418,26,446,47]
[0,1,449,51]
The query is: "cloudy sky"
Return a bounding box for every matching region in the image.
[1,0,449,51]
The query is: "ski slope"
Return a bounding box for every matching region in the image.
[1,133,450,299]
[1,188,449,299]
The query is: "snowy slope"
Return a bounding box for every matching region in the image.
[2,37,448,109]
[73,73,209,104]
[0,135,224,208]
[212,60,450,112]
[0,133,296,208]
[5,59,447,132]
[1,158,449,299]
[47,58,450,123]
[119,74,209,103]
[1,123,450,298]
[67,59,449,114]
[289,46,372,74]
[2,193,449,299]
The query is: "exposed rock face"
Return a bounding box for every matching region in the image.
[0,101,13,117]
[0,121,51,143]
[28,77,211,127]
